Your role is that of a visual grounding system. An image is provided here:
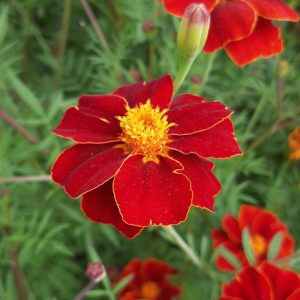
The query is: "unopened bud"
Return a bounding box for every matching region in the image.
[85,262,105,283]
[177,4,210,59]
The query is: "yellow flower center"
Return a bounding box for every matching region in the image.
[116,100,175,163]
[140,281,161,300]
[250,234,267,257]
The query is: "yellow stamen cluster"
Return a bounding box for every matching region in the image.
[140,281,161,300]
[116,100,175,163]
[250,234,267,257]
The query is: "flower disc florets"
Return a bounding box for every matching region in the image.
[117,100,175,163]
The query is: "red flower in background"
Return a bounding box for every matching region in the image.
[162,0,299,66]
[116,258,181,300]
[288,127,300,161]
[212,205,295,272]
[220,261,300,300]
[52,74,241,238]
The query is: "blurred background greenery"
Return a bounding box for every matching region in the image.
[0,0,299,299]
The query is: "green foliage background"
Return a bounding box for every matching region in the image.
[0,0,299,299]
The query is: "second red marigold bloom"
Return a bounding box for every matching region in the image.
[212,205,295,272]
[220,261,300,300]
[52,74,242,238]
[162,0,299,66]
[116,258,181,300]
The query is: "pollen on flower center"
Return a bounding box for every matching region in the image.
[140,281,161,299]
[250,234,267,257]
[116,100,175,163]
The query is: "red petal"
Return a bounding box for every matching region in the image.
[277,234,295,260]
[169,119,242,159]
[118,259,143,298]
[225,18,283,67]
[143,259,179,280]
[113,155,192,226]
[52,107,120,143]
[168,94,233,135]
[251,210,286,238]
[52,144,128,198]
[260,262,300,300]
[142,259,181,300]
[162,0,217,16]
[241,0,299,21]
[222,266,272,300]
[288,290,300,300]
[204,0,257,53]
[81,181,143,238]
[250,210,295,259]
[222,215,241,244]
[78,94,127,128]
[113,74,173,109]
[238,205,261,229]
[170,151,221,211]
[211,230,244,272]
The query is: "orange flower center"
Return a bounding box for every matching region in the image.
[250,234,267,257]
[140,281,161,300]
[117,100,175,163]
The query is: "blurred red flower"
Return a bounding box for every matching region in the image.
[162,0,299,66]
[116,258,181,300]
[220,261,300,300]
[212,205,295,272]
[52,74,242,238]
[288,127,300,161]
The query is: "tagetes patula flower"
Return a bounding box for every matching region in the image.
[212,205,295,272]
[51,74,242,238]
[288,127,300,161]
[220,261,300,300]
[116,258,181,300]
[162,0,299,66]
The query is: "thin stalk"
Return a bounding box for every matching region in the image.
[3,192,29,300]
[163,226,214,278]
[0,108,38,144]
[74,280,98,300]
[0,175,52,183]
[54,0,72,88]
[81,0,109,50]
[276,57,286,114]
[245,89,271,135]
[199,53,217,93]
[85,230,116,300]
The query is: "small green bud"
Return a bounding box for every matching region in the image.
[177,4,210,59]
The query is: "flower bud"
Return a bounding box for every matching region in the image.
[177,4,210,59]
[85,262,105,282]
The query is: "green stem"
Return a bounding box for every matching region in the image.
[173,55,195,95]
[163,226,214,278]
[199,53,217,94]
[85,230,116,300]
[54,0,72,88]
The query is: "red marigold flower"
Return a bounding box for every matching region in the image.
[220,261,300,300]
[116,258,181,300]
[212,205,295,272]
[162,0,299,66]
[51,74,242,238]
[288,127,300,161]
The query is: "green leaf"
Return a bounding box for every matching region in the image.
[267,232,283,261]
[7,70,45,118]
[0,5,8,44]
[112,274,134,295]
[242,228,256,266]
[213,246,241,271]
[85,289,110,298]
